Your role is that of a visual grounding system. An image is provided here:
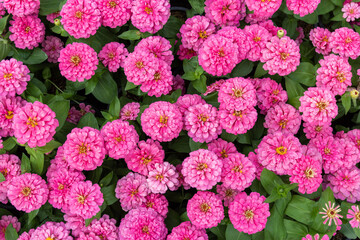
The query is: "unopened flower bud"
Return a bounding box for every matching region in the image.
[277,30,285,39]
[54,19,61,26]
[350,89,359,99]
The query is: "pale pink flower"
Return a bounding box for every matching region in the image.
[342,3,360,22]
[286,0,321,17]
[309,27,332,55]
[264,103,301,135]
[85,214,118,240]
[135,36,174,65]
[120,102,140,121]
[147,162,179,194]
[30,222,72,240]
[327,167,360,203]
[41,36,64,63]
[295,27,305,45]
[96,0,132,28]
[98,42,128,72]
[329,27,360,60]
[347,205,360,228]
[4,0,39,16]
[319,201,343,226]
[205,0,246,26]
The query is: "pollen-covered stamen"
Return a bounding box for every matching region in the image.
[198,30,208,39]
[345,37,352,44]
[0,168,8,177]
[322,36,329,42]
[5,110,14,119]
[78,143,89,154]
[198,114,208,122]
[146,201,154,208]
[355,211,360,221]
[154,72,161,81]
[21,187,31,197]
[109,0,117,7]
[315,126,322,132]
[130,189,138,197]
[244,209,254,220]
[233,110,243,117]
[305,167,315,179]
[200,202,211,212]
[220,149,228,158]
[142,225,150,234]
[159,115,168,126]
[336,72,346,83]
[71,55,81,66]
[225,189,234,197]
[27,117,38,128]
[135,61,144,69]
[144,5,153,14]
[25,26,31,33]
[280,52,289,60]
[221,5,229,14]
[232,88,243,98]
[75,11,83,19]
[108,52,115,59]
[141,156,152,165]
[218,48,225,57]
[45,238,54,240]
[77,195,86,204]
[3,73,12,80]
[253,36,261,42]
[155,174,164,181]
[115,135,124,142]
[232,165,243,173]
[276,146,287,155]
[317,101,328,111]
[279,119,288,129]
[324,147,331,154]
[197,163,208,171]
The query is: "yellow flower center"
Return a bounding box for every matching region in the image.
[253,36,261,42]
[156,174,164,181]
[136,61,144,69]
[109,0,117,7]
[198,114,208,122]
[146,201,154,208]
[58,184,64,190]
[218,48,225,57]
[71,55,81,66]
[142,225,150,234]
[273,89,279,95]
[200,203,211,212]
[77,195,86,204]
[108,52,115,59]
[324,147,331,154]
[317,101,327,111]
[232,165,243,173]
[75,11,83,19]
[3,73,12,80]
[198,30,208,39]
[244,209,254,220]
[5,110,13,119]
[159,115,168,126]
[144,6,152,14]
[276,146,287,155]
[279,120,288,129]
[350,9,355,14]
[27,117,38,128]
[0,168,8,177]
[197,163,208,171]
[220,149,228,158]
[345,37,352,44]
[336,72,346,83]
[322,36,328,42]
[115,135,124,142]
[233,110,243,117]
[130,189,138,197]
[141,156,152,165]
[154,72,161,81]
[232,88,243,98]
[305,167,315,179]
[46,238,54,240]
[225,189,234,197]
[315,126,322,132]
[355,212,360,221]
[78,143,89,154]
[280,52,289,60]
[21,187,31,197]
[25,26,31,33]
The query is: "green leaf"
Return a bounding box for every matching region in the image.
[354,227,360,238]
[284,219,308,240]
[311,187,336,234]
[27,209,39,225]
[168,136,191,153]
[316,0,335,15]
[180,212,190,222]
[331,0,343,6]
[77,113,99,129]
[188,0,205,14]
[0,172,5,182]
[101,184,117,205]
[159,16,184,39]
[2,137,16,151]
[118,30,141,40]
[37,140,61,154]
[293,11,318,24]
[285,195,315,225]
[5,224,18,240]
[0,41,10,61]
[109,97,121,117]
[189,138,207,151]
[100,171,113,187]
[341,92,351,114]
[191,75,207,93]
[92,71,118,104]
[225,224,251,240]
[231,60,254,78]
[183,57,200,73]
[165,208,180,232]
[221,130,237,142]
[340,223,358,239]
[48,99,70,132]
[285,77,306,109]
[21,153,31,174]
[125,81,137,91]
[236,132,251,145]
[182,71,197,81]
[282,17,297,38]
[260,169,284,194]
[0,15,9,35]
[286,62,316,86]
[26,147,44,175]
[85,210,101,227]
[39,0,60,15]
[20,48,48,65]
[85,75,99,95]
[254,62,268,78]
[264,196,290,240]
[209,225,226,240]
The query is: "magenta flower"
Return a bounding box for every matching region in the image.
[248,152,264,180]
[63,213,85,237]
[217,27,250,62]
[46,11,60,23]
[0,215,20,240]
[135,36,174,65]
[0,96,26,137]
[329,27,360,60]
[347,129,360,151]
[172,74,186,94]
[96,0,132,28]
[120,102,140,121]
[205,0,246,26]
[264,103,301,135]
[167,221,208,240]
[327,167,360,203]
[67,103,95,125]
[3,0,39,17]
[177,44,197,60]
[147,162,179,194]
[256,78,288,114]
[187,191,224,229]
[309,27,332,55]
[342,3,360,22]
[208,138,238,159]
[176,164,191,190]
[123,51,157,85]
[229,192,270,234]
[131,0,170,34]
[216,184,239,207]
[244,24,272,61]
[46,146,71,179]
[245,0,281,23]
[41,36,64,63]
[176,94,206,116]
[118,208,167,240]
[7,173,48,213]
[286,0,321,17]
[66,181,104,219]
[319,201,343,226]
[204,79,226,96]
[258,20,287,36]
[99,42,128,72]
[141,193,168,217]
[63,127,106,171]
[9,15,45,50]
[141,101,183,142]
[58,42,98,82]
[303,121,333,140]
[30,222,72,240]
[85,214,118,240]
[347,205,360,228]
[182,149,222,190]
[302,234,330,240]
[219,105,258,135]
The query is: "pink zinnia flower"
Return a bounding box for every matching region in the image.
[98,42,128,72]
[64,213,85,237]
[172,74,186,94]
[100,119,139,159]
[229,192,270,234]
[135,36,174,65]
[125,139,164,176]
[327,167,360,203]
[177,44,197,60]
[257,132,302,175]
[0,58,30,98]
[336,136,360,170]
[141,101,183,142]
[329,27,360,60]
[58,42,98,82]
[218,105,257,135]
[217,27,250,62]
[3,0,39,17]
[9,15,45,50]
[13,101,58,148]
[319,201,343,226]
[7,173,48,213]
[46,12,60,23]
[289,154,322,194]
[131,0,170,34]
[347,129,360,151]
[342,3,360,22]
[46,146,71,178]
[0,215,20,240]
[347,205,360,228]
[204,79,226,96]
[245,0,282,23]
[302,234,330,240]
[248,152,264,180]
[198,35,238,76]
[256,78,288,114]
[184,103,222,143]
[176,164,191,190]
[96,0,132,28]
[31,221,72,240]
[309,27,332,55]
[299,87,338,124]
[60,0,101,39]
[286,0,321,17]
[182,149,222,190]
[63,127,106,171]
[41,36,64,63]
[85,214,118,240]
[221,153,256,191]
[204,0,246,26]
[18,229,35,240]
[141,193,168,217]
[115,172,150,211]
[167,221,208,240]
[207,138,238,159]
[123,51,157,85]
[0,96,26,137]
[295,27,305,45]
[77,232,99,240]
[180,16,216,52]
[260,36,300,76]
[244,24,272,61]
[187,191,224,229]
[316,54,352,96]
[147,162,179,194]
[216,184,239,207]
[175,94,206,116]
[303,121,333,140]
[120,102,140,121]
[258,20,286,36]
[264,103,301,135]
[66,180,104,219]
[218,77,257,111]
[67,103,95,124]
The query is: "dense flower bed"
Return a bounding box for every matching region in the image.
[0,0,360,239]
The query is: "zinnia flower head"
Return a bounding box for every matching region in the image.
[46,11,60,23]
[30,221,72,240]
[0,215,20,240]
[167,221,208,240]
[85,214,118,240]
[41,36,64,63]
[60,0,101,39]
[118,208,167,240]
[248,152,264,180]
[187,191,224,229]
[309,27,332,55]
[303,121,333,140]
[96,0,132,28]
[342,3,360,22]
[176,164,191,190]
[244,24,272,61]
[66,180,104,219]
[98,42,128,72]
[286,0,321,17]
[131,0,170,34]
[347,205,360,228]
[172,74,186,94]
[207,138,238,159]
[216,184,239,207]
[264,103,301,135]
[219,105,258,135]
[141,101,183,142]
[245,0,282,23]
[198,34,238,76]
[329,27,360,60]
[13,101,58,148]
[67,103,95,125]
[63,213,85,237]
[120,102,140,121]
[182,149,222,190]
[135,36,174,65]
[319,201,343,226]
[0,96,26,137]
[9,15,45,50]
[258,20,287,36]
[302,234,330,240]
[3,0,39,16]
[336,137,360,170]
[256,78,288,114]
[204,0,246,26]
[217,27,250,62]
[204,79,226,96]
[177,44,197,60]
[147,162,179,194]
[123,51,157,85]
[7,173,49,213]
[229,192,270,234]
[176,94,206,116]
[58,42,98,82]
[141,193,168,217]
[63,127,106,171]
[346,129,360,152]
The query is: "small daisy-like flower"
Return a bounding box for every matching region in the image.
[286,0,321,17]
[9,15,45,50]
[31,222,72,240]
[98,42,128,72]
[319,201,343,226]
[60,0,101,39]
[0,215,21,239]
[176,94,206,116]
[141,193,168,217]
[184,103,222,143]
[244,24,272,61]
[135,36,174,65]
[205,0,246,26]
[7,173,49,213]
[141,101,183,142]
[347,205,360,228]
[147,162,179,194]
[167,221,208,240]
[198,34,238,76]
[85,214,118,240]
[208,138,238,160]
[41,36,64,63]
[229,192,270,234]
[66,181,104,219]
[119,208,168,240]
[256,78,288,114]
[302,234,330,240]
[63,127,106,171]
[177,44,197,60]
[131,0,170,34]
[58,42,98,82]
[327,167,360,203]
[180,15,216,52]
[299,87,338,124]
[96,0,132,28]
[245,0,282,23]
[309,27,332,55]
[13,101,59,148]
[342,3,360,22]
[0,96,26,137]
[125,139,164,176]
[187,191,224,229]
[216,184,239,207]
[329,27,360,60]
[120,102,140,121]
[100,119,139,159]
[182,149,222,190]
[264,103,301,135]
[303,121,333,140]
[3,0,39,17]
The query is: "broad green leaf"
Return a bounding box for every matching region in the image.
[340,223,358,239]
[37,140,61,154]
[5,224,18,240]
[109,97,121,117]
[231,60,254,78]
[125,81,137,91]
[85,75,100,95]
[48,99,70,131]
[118,30,141,40]
[180,212,190,222]
[2,138,16,151]
[286,62,316,86]
[26,147,44,175]
[159,16,184,39]
[282,17,297,38]
[85,210,101,227]
[189,138,207,151]
[77,113,99,129]
[221,130,237,142]
[21,48,48,64]
[39,0,60,15]
[260,169,284,194]
[191,75,207,93]
[100,171,113,187]
[285,195,316,225]
[284,219,308,240]
[264,196,290,240]
[285,77,306,109]
[27,209,39,225]
[293,11,318,24]
[101,184,117,205]
[316,1,335,15]
[0,172,5,182]
[0,15,9,35]
[341,92,351,114]
[209,225,226,240]
[188,0,205,14]
[225,224,251,240]
[92,72,118,104]
[168,136,191,153]
[21,153,31,174]
[183,57,200,73]
[165,208,180,231]
[254,62,268,78]
[0,41,10,61]
[354,227,360,238]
